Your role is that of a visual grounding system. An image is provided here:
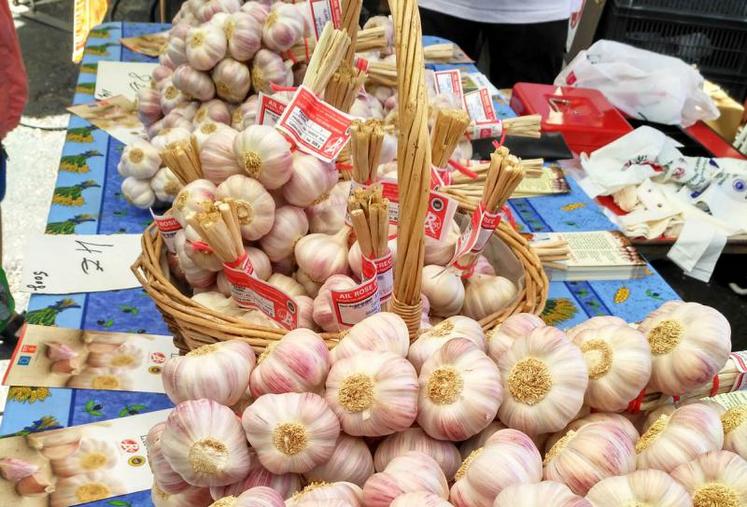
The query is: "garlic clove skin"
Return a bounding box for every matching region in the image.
[325,351,419,437]
[240,0,269,24]
[210,486,285,507]
[258,205,308,262]
[122,176,156,209]
[163,340,255,406]
[267,273,307,297]
[390,491,453,507]
[421,265,465,317]
[184,227,226,272]
[147,422,192,495]
[294,295,318,330]
[408,315,485,373]
[497,326,588,435]
[45,341,78,362]
[585,469,691,507]
[161,399,252,487]
[485,313,545,364]
[462,273,518,321]
[670,450,747,507]
[363,451,449,507]
[417,338,503,442]
[459,420,506,459]
[152,126,192,151]
[173,64,216,102]
[473,255,496,276]
[492,481,590,507]
[50,472,126,506]
[120,139,162,179]
[210,448,302,500]
[638,301,731,396]
[195,99,232,125]
[285,481,363,507]
[635,402,724,472]
[186,24,227,71]
[722,404,747,459]
[15,473,55,497]
[233,125,293,189]
[544,412,639,454]
[295,228,351,284]
[216,175,276,241]
[565,315,626,341]
[251,49,293,94]
[306,181,351,234]
[242,392,340,474]
[249,328,331,397]
[303,435,374,487]
[137,87,164,126]
[212,58,252,103]
[200,128,244,185]
[331,312,410,362]
[450,429,542,507]
[282,152,339,208]
[232,95,259,131]
[225,12,262,62]
[261,2,305,51]
[374,427,462,480]
[0,457,39,482]
[152,484,214,507]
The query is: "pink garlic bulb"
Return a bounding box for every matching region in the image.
[151,126,192,151]
[165,34,187,67]
[171,178,217,227]
[421,265,465,317]
[486,313,545,364]
[173,64,216,101]
[325,351,418,437]
[424,221,459,265]
[175,232,217,288]
[565,315,626,341]
[418,338,503,442]
[459,421,506,459]
[195,99,232,125]
[161,399,252,487]
[462,273,517,321]
[233,125,292,188]
[244,246,271,281]
[147,422,191,494]
[306,181,351,234]
[186,24,227,70]
[544,412,639,453]
[118,139,161,179]
[211,486,285,507]
[493,482,590,507]
[212,58,252,104]
[670,450,747,507]
[267,273,306,297]
[160,82,191,114]
[331,312,409,362]
[137,87,163,126]
[151,484,213,507]
[184,226,225,271]
[225,12,262,61]
[259,205,308,262]
[282,152,338,208]
[285,482,363,507]
[193,121,234,150]
[216,175,275,240]
[198,0,240,22]
[232,95,259,130]
[472,255,495,276]
[122,176,156,209]
[159,51,176,70]
[295,228,351,284]
[374,427,462,479]
[200,127,243,184]
[162,111,194,132]
[304,434,374,487]
[271,255,296,276]
[261,2,305,51]
[294,295,317,330]
[312,275,357,331]
[242,392,340,474]
[241,0,269,24]
[251,49,293,94]
[249,328,331,397]
[390,492,452,507]
[450,429,542,507]
[163,340,255,405]
[408,315,485,372]
[363,451,449,507]
[210,448,302,500]
[347,238,397,279]
[585,470,691,507]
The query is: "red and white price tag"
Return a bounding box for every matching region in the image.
[464,86,497,123]
[378,180,457,242]
[354,56,369,72]
[367,249,393,303]
[451,202,502,269]
[306,0,342,40]
[467,121,503,140]
[433,69,464,106]
[331,257,380,328]
[224,263,298,330]
[730,351,747,391]
[150,210,182,253]
[276,85,354,163]
[256,92,288,127]
[430,165,453,190]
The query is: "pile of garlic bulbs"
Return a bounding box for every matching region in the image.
[143,300,747,507]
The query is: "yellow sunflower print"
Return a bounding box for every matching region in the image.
[8,386,52,404]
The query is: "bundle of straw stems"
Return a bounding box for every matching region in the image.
[430,108,471,169]
[388,0,432,338]
[503,114,542,138]
[350,119,384,184]
[160,137,203,185]
[348,186,389,260]
[186,200,244,265]
[423,43,457,61]
[340,0,363,64]
[366,61,398,87]
[302,23,351,95]
[286,26,387,64]
[530,239,571,270]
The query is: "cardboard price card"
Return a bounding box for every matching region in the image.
[433,69,465,106]
[257,92,289,127]
[306,0,342,40]
[276,85,354,163]
[120,31,169,57]
[3,325,177,393]
[378,180,457,242]
[67,95,146,145]
[94,61,158,101]
[150,210,182,253]
[224,266,298,330]
[331,256,381,328]
[0,409,170,506]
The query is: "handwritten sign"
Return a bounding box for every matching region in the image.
[95,61,158,101]
[21,234,142,294]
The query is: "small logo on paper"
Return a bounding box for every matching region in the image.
[17,356,31,366]
[150,352,166,364]
[21,345,37,353]
[120,439,140,453]
[128,455,146,467]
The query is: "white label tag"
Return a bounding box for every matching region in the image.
[331,255,380,328]
[224,263,298,330]
[95,61,158,101]
[256,92,288,127]
[306,0,342,40]
[150,210,182,253]
[464,86,497,123]
[433,69,464,106]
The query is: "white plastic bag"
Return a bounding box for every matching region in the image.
[556,40,719,127]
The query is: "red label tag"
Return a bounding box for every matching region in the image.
[330,261,380,328]
[731,351,747,391]
[451,202,502,269]
[150,210,182,253]
[467,122,503,140]
[378,179,457,242]
[307,0,342,40]
[224,265,297,330]
[354,56,369,72]
[566,71,577,85]
[257,92,288,127]
[433,69,464,105]
[430,165,453,189]
[276,85,353,163]
[370,249,393,303]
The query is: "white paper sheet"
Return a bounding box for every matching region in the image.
[21,234,142,294]
[95,61,158,101]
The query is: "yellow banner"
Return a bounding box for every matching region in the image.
[72,0,108,63]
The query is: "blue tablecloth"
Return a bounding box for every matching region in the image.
[1,22,679,507]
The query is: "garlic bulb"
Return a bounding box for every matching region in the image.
[161,82,191,114]
[191,293,245,317]
[175,232,218,288]
[152,126,192,151]
[147,422,191,494]
[363,452,449,507]
[233,125,293,189]
[121,176,156,209]
[543,422,635,495]
[154,64,174,87]
[152,484,213,507]
[493,482,590,507]
[331,312,409,362]
[197,0,240,22]
[209,448,302,500]
[572,323,651,412]
[486,313,545,364]
[497,326,588,435]
[174,64,216,101]
[306,181,351,234]
[243,246,271,281]
[210,487,284,507]
[635,402,724,472]
[216,175,275,240]
[565,315,627,341]
[261,2,305,51]
[670,450,747,507]
[232,96,259,130]
[722,404,747,459]
[544,412,639,453]
[390,492,453,507]
[137,87,163,126]
[241,392,340,474]
[240,0,268,24]
[251,49,292,94]
[472,255,495,276]
[271,255,296,276]
[325,351,418,437]
[459,421,506,459]
[194,122,228,150]
[295,270,321,298]
[408,315,485,372]
[249,329,331,397]
[585,470,691,507]
[462,273,517,321]
[161,399,251,486]
[162,340,255,406]
[424,222,459,265]
[119,139,161,179]
[417,338,502,441]
[295,228,351,284]
[195,99,232,125]
[186,24,227,70]
[152,167,183,203]
[638,302,731,395]
[421,265,465,317]
[312,275,357,331]
[450,429,542,507]
[374,427,462,479]
[285,481,363,507]
[225,12,262,61]
[259,206,308,262]
[172,179,217,226]
[295,295,317,330]
[212,58,252,103]
[184,226,225,271]
[50,472,126,507]
[303,434,374,487]
[267,273,306,297]
[201,128,243,184]
[163,111,195,131]
[347,238,397,279]
[282,152,338,208]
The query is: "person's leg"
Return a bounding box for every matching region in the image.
[419,7,483,62]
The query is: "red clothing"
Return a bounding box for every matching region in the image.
[0,0,27,139]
